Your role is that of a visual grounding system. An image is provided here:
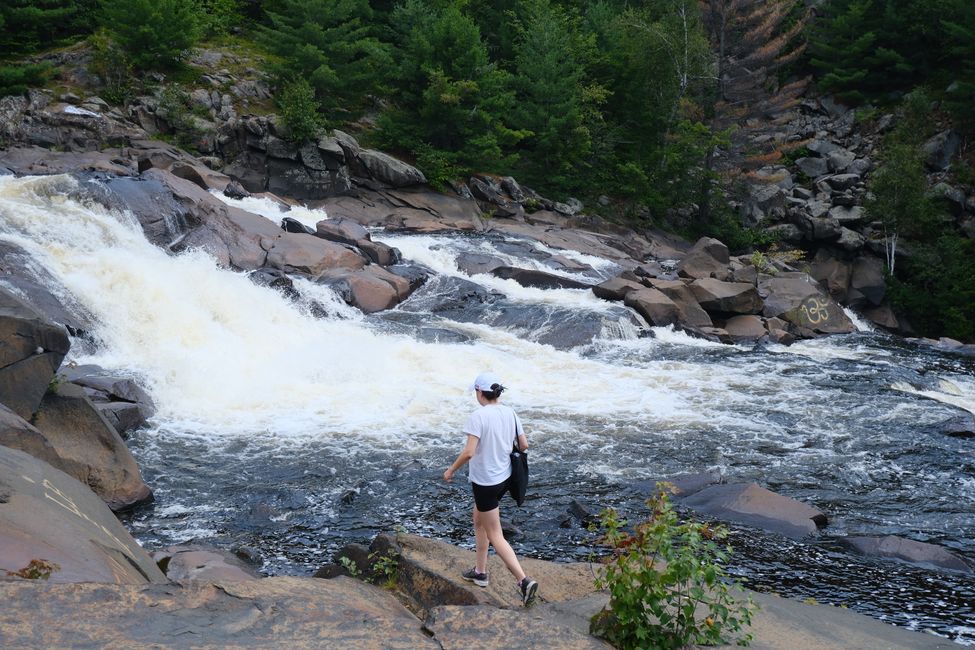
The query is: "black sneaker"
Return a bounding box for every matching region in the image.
[520,577,538,606]
[461,567,489,587]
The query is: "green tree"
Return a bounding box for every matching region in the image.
[377,0,525,177]
[0,0,96,56]
[509,0,600,192]
[257,0,391,115]
[942,1,975,133]
[277,78,321,142]
[99,0,201,70]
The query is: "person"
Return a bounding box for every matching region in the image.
[443,371,538,606]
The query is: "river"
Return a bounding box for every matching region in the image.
[2,174,974,644]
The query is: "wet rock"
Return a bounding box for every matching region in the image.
[646,279,713,329]
[153,545,261,583]
[314,217,370,246]
[265,233,366,279]
[323,266,414,313]
[567,499,598,527]
[31,382,152,511]
[839,536,973,573]
[58,366,155,436]
[357,239,401,266]
[941,415,975,438]
[456,253,506,276]
[0,287,71,421]
[281,217,314,235]
[491,267,592,290]
[624,288,680,326]
[690,279,763,315]
[0,241,91,335]
[681,482,827,539]
[723,315,768,342]
[758,273,854,334]
[590,276,645,303]
[0,445,166,584]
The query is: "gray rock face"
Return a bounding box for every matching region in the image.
[358,149,427,187]
[0,403,67,472]
[592,276,644,302]
[456,253,506,277]
[840,536,972,573]
[0,445,166,584]
[922,130,961,171]
[31,382,153,511]
[848,256,886,307]
[796,157,829,178]
[624,288,680,326]
[680,482,827,539]
[723,315,768,342]
[323,266,414,313]
[153,545,261,583]
[690,279,763,315]
[676,237,731,280]
[491,267,592,290]
[60,365,156,437]
[0,240,91,335]
[758,273,855,334]
[0,288,70,421]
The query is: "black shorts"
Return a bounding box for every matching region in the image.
[471,478,511,512]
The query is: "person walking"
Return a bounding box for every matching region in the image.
[443,371,538,606]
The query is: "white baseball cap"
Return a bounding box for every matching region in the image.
[469,372,503,392]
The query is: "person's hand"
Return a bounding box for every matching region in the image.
[443,468,454,482]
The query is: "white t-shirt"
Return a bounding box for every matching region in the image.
[463,403,523,486]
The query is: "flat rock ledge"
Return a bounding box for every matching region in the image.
[0,533,954,649]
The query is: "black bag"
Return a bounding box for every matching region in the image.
[509,415,528,506]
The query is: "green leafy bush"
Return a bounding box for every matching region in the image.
[590,483,755,649]
[0,62,52,98]
[277,79,321,143]
[88,28,131,105]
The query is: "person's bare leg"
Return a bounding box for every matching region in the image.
[477,506,526,582]
[473,506,490,573]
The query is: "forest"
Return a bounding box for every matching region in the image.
[1,0,974,340]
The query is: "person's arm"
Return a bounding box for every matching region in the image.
[443,434,479,482]
[516,433,528,452]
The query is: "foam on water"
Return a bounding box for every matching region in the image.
[210,190,328,230]
[891,377,975,416]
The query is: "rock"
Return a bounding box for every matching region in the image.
[323,266,413,313]
[723,315,768,342]
[58,366,156,436]
[826,148,856,172]
[358,149,427,187]
[681,482,827,539]
[941,415,975,438]
[848,256,886,307]
[0,445,166,584]
[646,279,713,329]
[357,239,401,266]
[491,267,592,290]
[265,234,366,279]
[863,303,901,331]
[848,158,872,176]
[0,576,436,647]
[690,279,763,315]
[456,253,506,276]
[624,288,680,326]
[0,241,91,335]
[592,277,644,302]
[281,217,314,235]
[30,382,152,511]
[922,130,961,171]
[795,157,829,178]
[758,274,854,334]
[425,606,610,649]
[676,237,731,281]
[632,472,723,498]
[743,182,787,225]
[810,252,852,302]
[828,205,866,226]
[0,288,71,421]
[153,545,261,583]
[371,533,599,614]
[223,178,250,200]
[931,183,967,215]
[836,227,866,252]
[840,536,972,573]
[825,174,861,191]
[314,217,370,246]
[807,139,841,156]
[763,223,803,244]
[99,174,193,247]
[0,403,67,472]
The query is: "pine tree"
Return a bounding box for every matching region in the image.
[257,0,392,115]
[99,0,200,70]
[377,0,525,178]
[808,0,875,104]
[943,0,975,133]
[0,0,95,56]
[509,0,599,192]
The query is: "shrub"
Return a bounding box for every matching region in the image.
[98,0,201,71]
[277,79,321,143]
[89,29,131,105]
[7,559,60,580]
[0,62,52,98]
[590,483,755,649]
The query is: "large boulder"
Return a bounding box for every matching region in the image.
[676,237,731,281]
[0,240,91,335]
[646,279,713,329]
[60,365,156,437]
[848,256,886,307]
[153,545,261,584]
[689,279,763,315]
[30,382,152,511]
[723,315,768,342]
[624,288,680,326]
[0,288,71,421]
[265,233,365,279]
[809,251,852,302]
[314,217,370,246]
[491,267,592,290]
[592,276,644,302]
[0,403,66,471]
[0,445,166,584]
[324,266,414,313]
[758,273,854,334]
[839,536,972,573]
[680,482,827,539]
[922,130,962,171]
[457,253,506,277]
[358,149,427,187]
